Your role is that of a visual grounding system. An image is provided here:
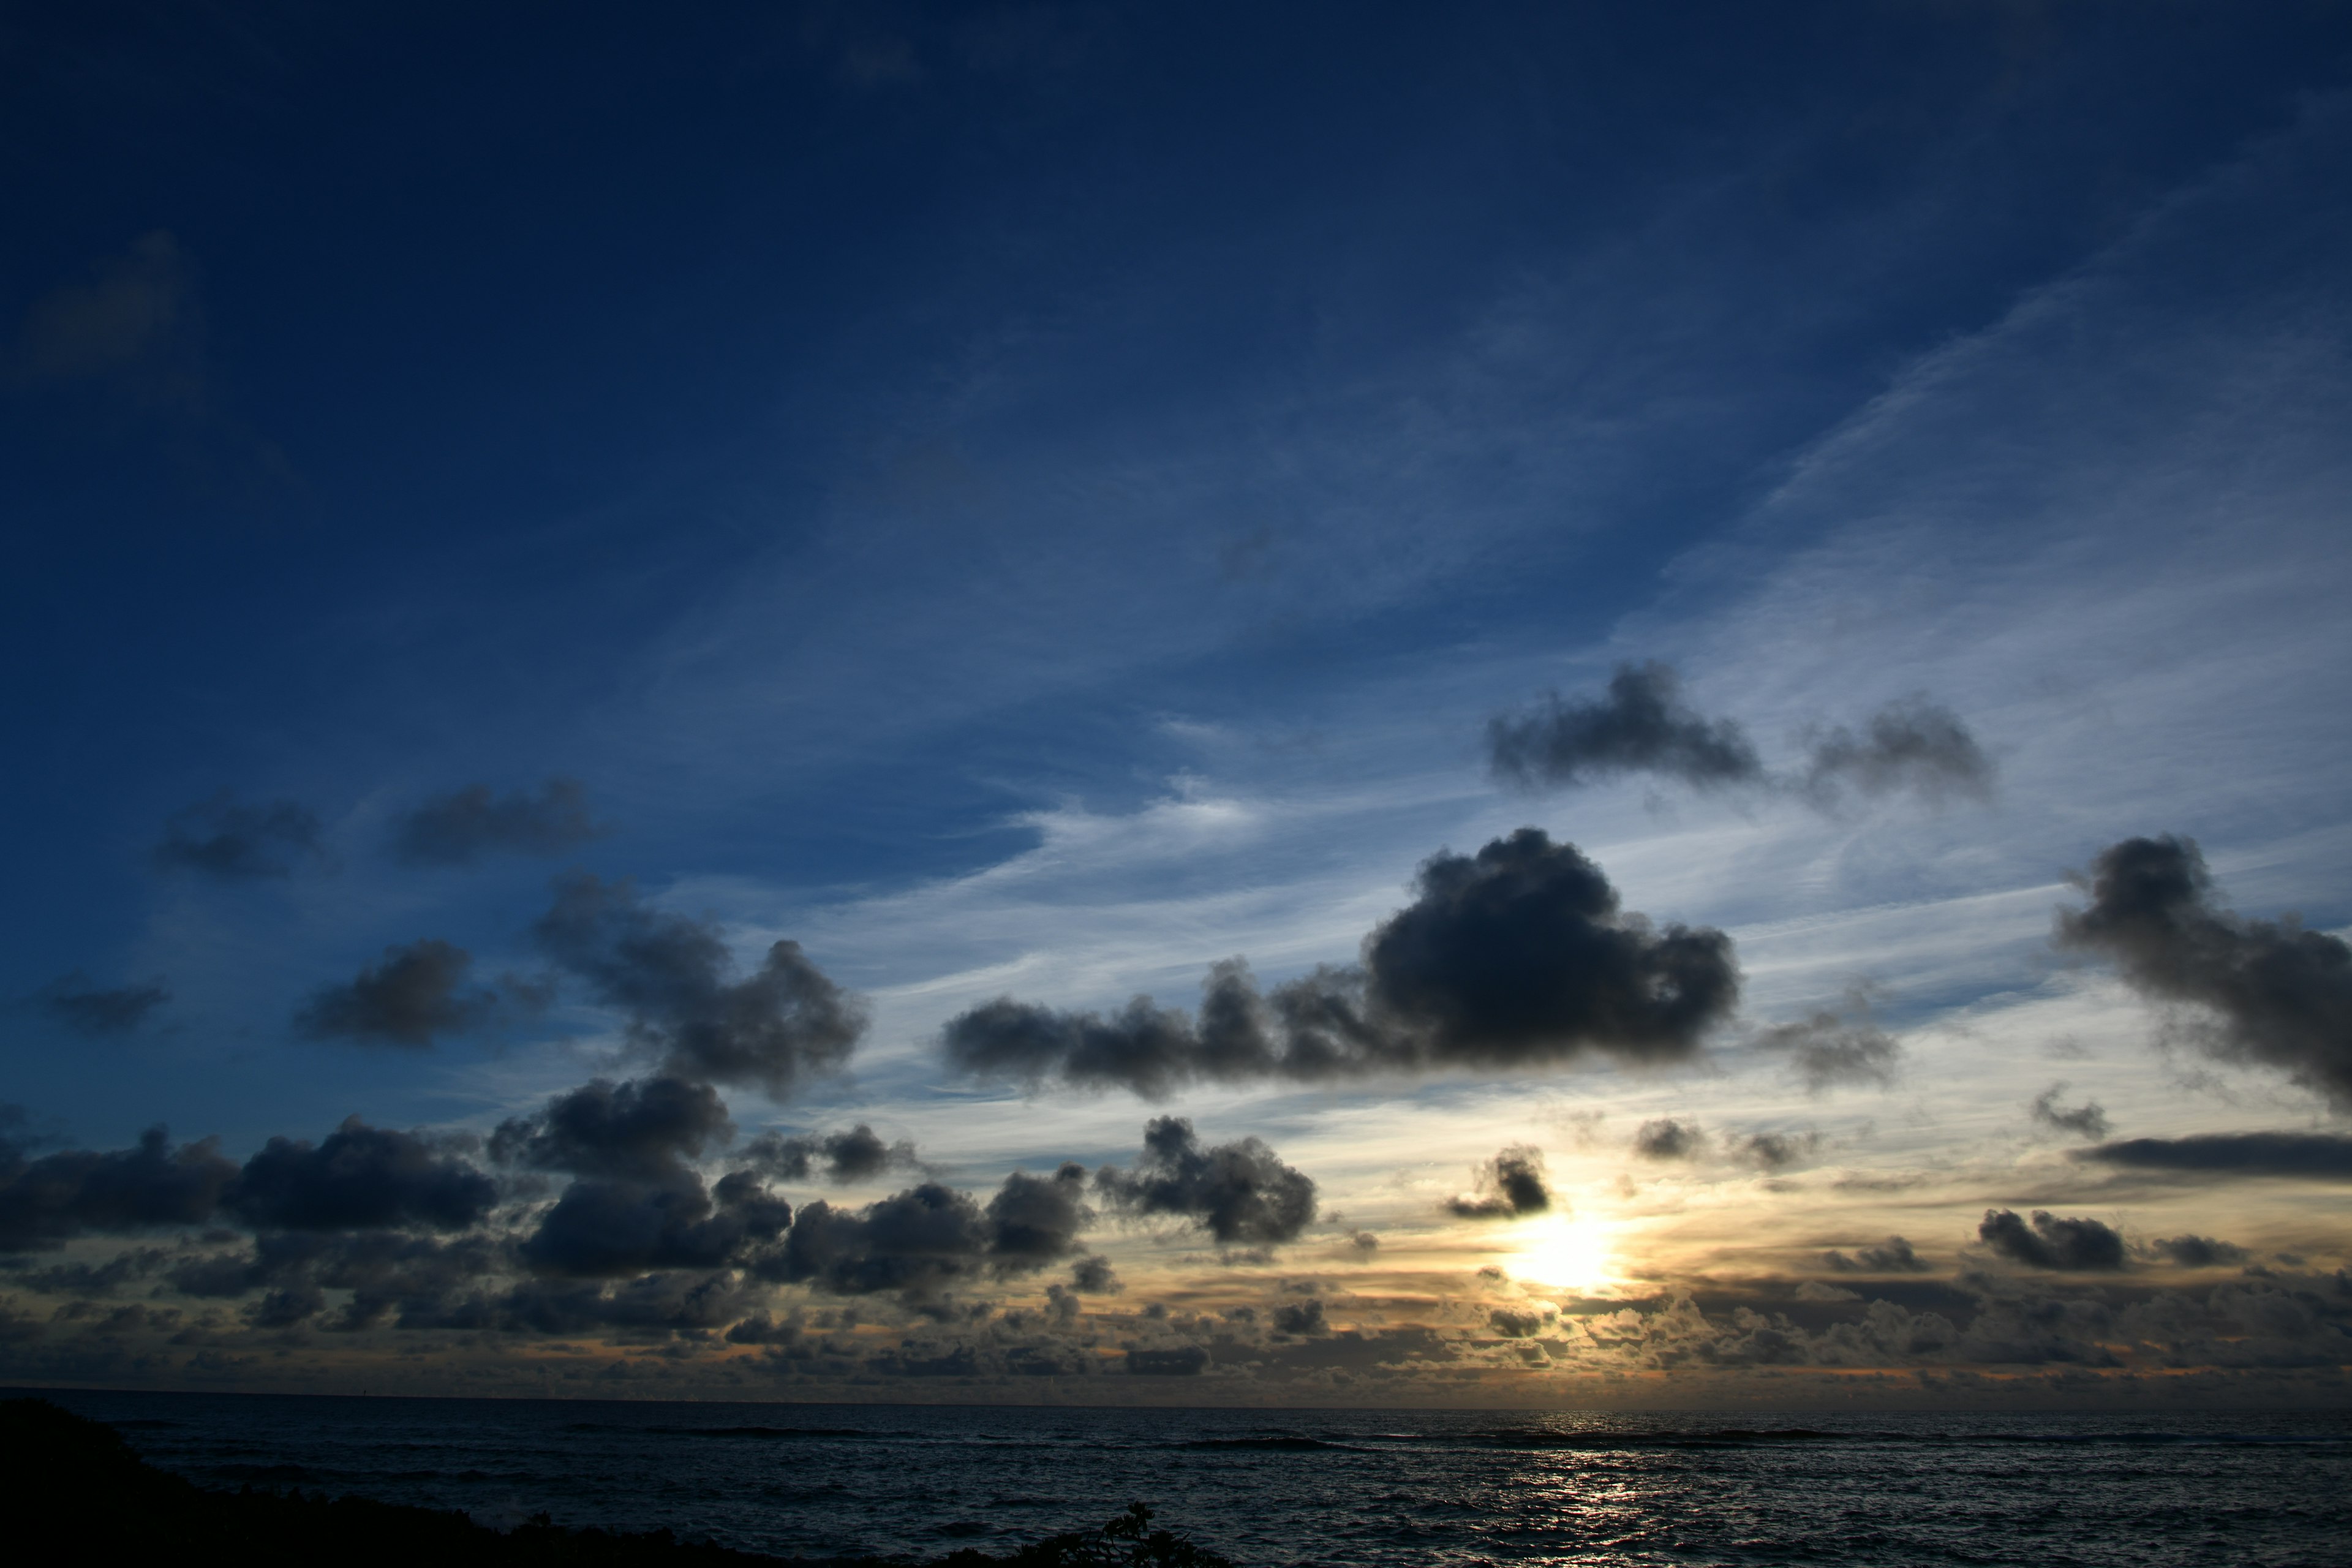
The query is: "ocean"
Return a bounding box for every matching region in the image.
[13,1389,2350,1566]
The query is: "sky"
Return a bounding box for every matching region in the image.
[4,1,2351,1407]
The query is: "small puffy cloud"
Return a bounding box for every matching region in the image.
[151,793,324,880]
[534,873,866,1098]
[944,829,1738,1096]
[224,1117,497,1231]
[31,973,168,1036]
[1801,697,1995,808]
[293,939,508,1048]
[2029,1084,2111,1140]
[742,1123,921,1184]
[1444,1144,1552,1219]
[1487,663,1762,793]
[1272,1298,1328,1336]
[490,1076,733,1183]
[1632,1117,1703,1161]
[1757,998,1901,1093]
[391,778,606,866]
[2075,1131,2352,1179]
[1732,1130,1823,1172]
[1095,1117,1316,1246]
[2056,834,2352,1109]
[774,1166,1090,1299]
[0,1121,235,1252]
[1823,1235,1932,1273]
[1977,1208,2126,1271]
[1069,1255,1121,1294]
[2145,1234,2250,1268]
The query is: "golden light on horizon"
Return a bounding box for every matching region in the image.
[1512,1213,1617,1295]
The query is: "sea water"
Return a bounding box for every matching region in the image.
[14,1389,2350,1566]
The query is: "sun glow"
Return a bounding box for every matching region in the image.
[1513,1215,1616,1294]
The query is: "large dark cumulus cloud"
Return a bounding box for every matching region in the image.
[777,1166,1091,1298]
[1095,1117,1316,1246]
[1977,1208,2126,1271]
[2056,835,2352,1109]
[1445,1145,1551,1219]
[1486,664,1993,809]
[392,778,605,866]
[224,1117,497,1231]
[1487,663,1762,792]
[151,792,324,880]
[293,939,508,1047]
[944,829,1737,1096]
[2075,1131,2352,1179]
[534,873,866,1097]
[0,1121,235,1251]
[31,973,168,1036]
[743,1124,920,1183]
[490,1076,733,1182]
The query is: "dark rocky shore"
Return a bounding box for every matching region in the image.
[1,1398,1232,1566]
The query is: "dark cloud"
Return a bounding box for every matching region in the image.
[1271,1298,1328,1336]
[293,940,506,1048]
[223,1118,497,1232]
[1633,1117,1702,1161]
[391,778,605,867]
[1733,1130,1822,1172]
[0,1125,234,1251]
[774,1166,1090,1298]
[1126,1345,1208,1375]
[2055,835,2352,1109]
[1444,1145,1552,1219]
[742,1123,920,1184]
[1758,1002,1900,1093]
[31,973,168,1036]
[1069,1255,1121,1294]
[1823,1235,1932,1273]
[490,1076,733,1183]
[151,793,324,880]
[534,873,866,1097]
[2074,1131,2352,1179]
[519,1171,790,1279]
[1487,663,1762,793]
[2147,1234,2250,1268]
[1095,1117,1316,1247]
[1802,697,1995,808]
[1488,1306,1553,1338]
[944,829,1738,1096]
[1977,1209,2126,1271]
[2029,1084,2111,1140]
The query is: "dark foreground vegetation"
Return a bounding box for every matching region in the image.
[1,1398,1233,1566]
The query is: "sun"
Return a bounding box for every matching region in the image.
[1512,1215,1615,1294]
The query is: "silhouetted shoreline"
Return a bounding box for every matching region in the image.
[2,1398,1233,1566]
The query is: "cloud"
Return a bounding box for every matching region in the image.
[774,1166,1091,1298]
[1632,1117,1703,1160]
[943,829,1738,1095]
[1487,663,1762,792]
[1095,1117,1316,1246]
[1977,1208,2126,1271]
[1732,1130,1822,1172]
[390,778,606,866]
[2146,1234,2250,1268]
[151,793,324,880]
[2056,835,2352,1109]
[12,232,202,405]
[533,873,866,1098]
[30,974,168,1036]
[1444,1144,1552,1219]
[741,1123,921,1184]
[490,1076,734,1182]
[1485,665,1994,810]
[0,1123,234,1251]
[1823,1235,1932,1273]
[1757,1000,1901,1093]
[222,1118,498,1232]
[1272,1298,1328,1336]
[2073,1131,2352,1179]
[1070,1255,1121,1294]
[293,940,508,1048]
[518,1171,791,1280]
[2029,1083,2111,1140]
[1126,1346,1207,1375]
[1801,697,1995,808]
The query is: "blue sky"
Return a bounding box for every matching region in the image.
[5,3,2352,1402]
